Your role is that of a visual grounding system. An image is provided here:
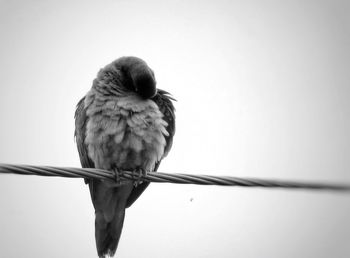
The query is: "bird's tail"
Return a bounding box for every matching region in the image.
[95,208,125,258]
[89,180,133,258]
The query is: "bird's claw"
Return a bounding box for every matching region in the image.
[113,167,122,185]
[133,168,147,187]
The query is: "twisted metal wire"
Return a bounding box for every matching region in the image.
[0,163,349,192]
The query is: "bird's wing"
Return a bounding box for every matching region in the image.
[74,97,95,179]
[153,89,176,160]
[75,97,106,210]
[125,89,176,208]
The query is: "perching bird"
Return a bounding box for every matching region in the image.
[74,56,175,257]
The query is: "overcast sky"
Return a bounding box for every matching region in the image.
[0,0,349,257]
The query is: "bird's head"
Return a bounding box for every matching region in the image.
[113,56,157,99]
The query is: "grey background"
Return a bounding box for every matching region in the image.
[0,0,349,257]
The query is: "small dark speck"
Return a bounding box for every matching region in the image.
[190,198,193,202]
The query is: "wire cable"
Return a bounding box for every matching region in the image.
[0,163,349,192]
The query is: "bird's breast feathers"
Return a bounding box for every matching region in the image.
[84,93,168,171]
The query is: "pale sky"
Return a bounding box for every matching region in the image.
[0,0,349,257]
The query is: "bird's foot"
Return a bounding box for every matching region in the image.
[103,166,125,187]
[132,168,147,187]
[113,167,123,186]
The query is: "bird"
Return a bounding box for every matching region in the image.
[74,56,175,257]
